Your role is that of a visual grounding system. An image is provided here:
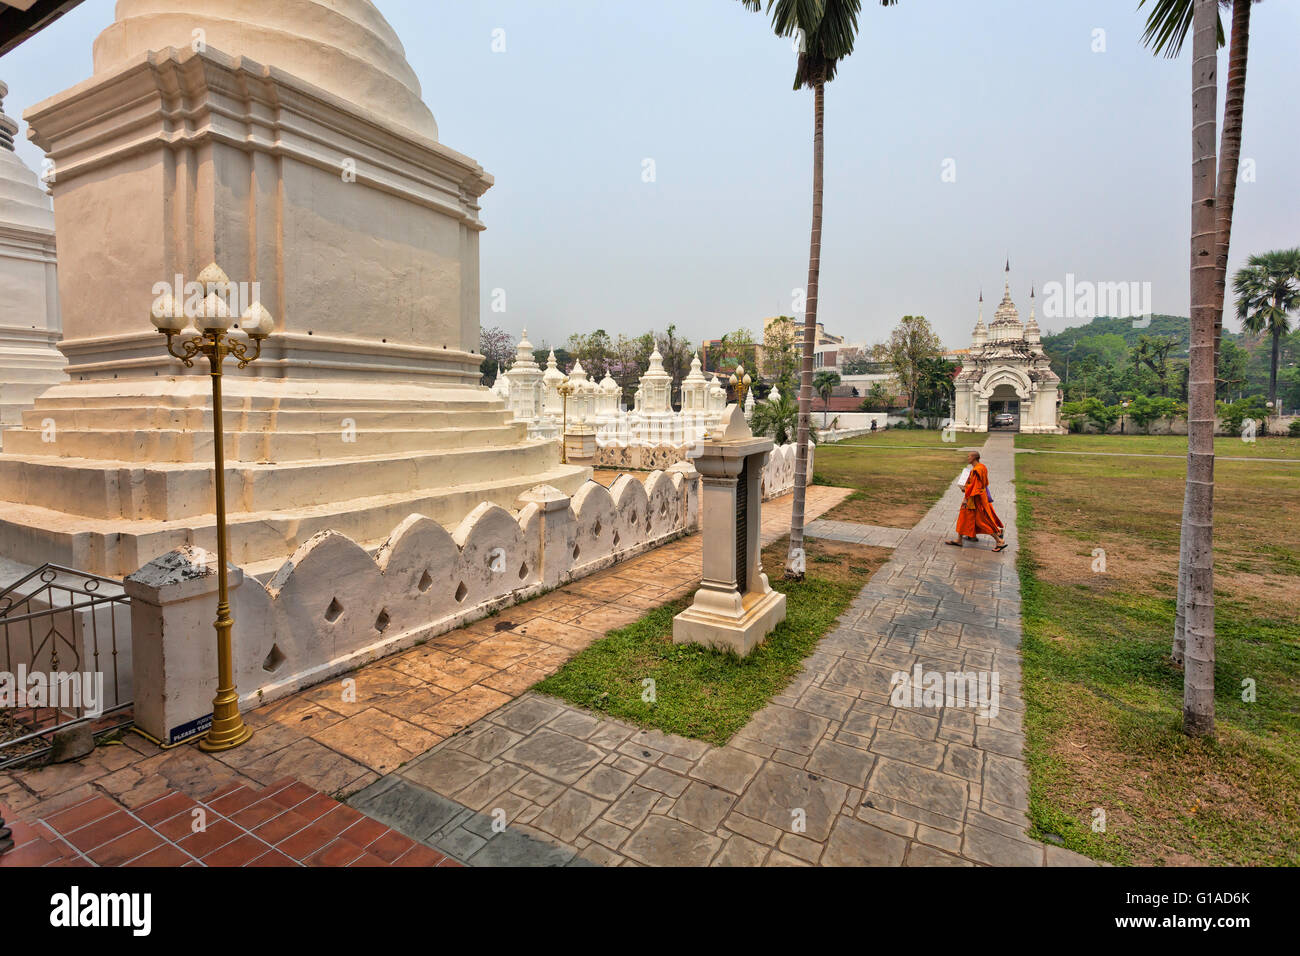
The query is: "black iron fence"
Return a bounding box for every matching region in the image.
[0,563,133,768]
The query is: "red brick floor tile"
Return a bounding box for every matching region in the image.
[202,834,271,867]
[315,803,363,834]
[292,792,339,824]
[392,844,447,867]
[176,818,242,858]
[44,795,119,835]
[253,809,313,845]
[63,811,139,852]
[47,856,94,867]
[0,837,64,867]
[337,816,387,850]
[269,781,314,810]
[302,838,365,867]
[125,844,195,867]
[155,808,211,842]
[248,848,300,867]
[208,786,262,817]
[87,827,163,866]
[5,819,47,850]
[346,852,390,866]
[437,858,465,867]
[366,828,416,863]
[135,791,198,826]
[230,798,288,831]
[276,821,340,860]
[205,779,245,801]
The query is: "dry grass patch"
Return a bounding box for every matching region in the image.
[814,434,967,529]
[1016,439,1300,866]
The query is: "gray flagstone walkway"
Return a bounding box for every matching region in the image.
[349,433,1095,866]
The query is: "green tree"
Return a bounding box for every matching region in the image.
[762,316,801,388]
[655,324,695,403]
[813,370,840,427]
[1131,334,1182,396]
[750,392,817,447]
[1215,337,1249,399]
[739,0,898,579]
[859,381,890,412]
[566,329,613,381]
[916,356,956,427]
[873,315,942,420]
[1233,249,1300,410]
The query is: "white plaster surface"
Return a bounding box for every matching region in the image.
[124,468,700,745]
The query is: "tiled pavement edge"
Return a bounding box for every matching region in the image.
[0,777,457,867]
[0,485,849,859]
[350,434,1097,866]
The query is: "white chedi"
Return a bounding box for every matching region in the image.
[0,79,67,447]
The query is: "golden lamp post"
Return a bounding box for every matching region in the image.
[149,263,274,752]
[729,364,753,407]
[557,379,575,463]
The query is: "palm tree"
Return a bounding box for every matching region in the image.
[1141,0,1255,684]
[1234,250,1300,409]
[814,370,841,427]
[1141,0,1253,364]
[739,0,897,579]
[750,392,817,448]
[1170,0,1221,738]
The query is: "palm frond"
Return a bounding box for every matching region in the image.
[1138,0,1227,58]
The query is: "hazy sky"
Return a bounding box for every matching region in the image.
[2,0,1297,351]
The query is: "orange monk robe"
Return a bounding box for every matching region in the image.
[955,461,1003,539]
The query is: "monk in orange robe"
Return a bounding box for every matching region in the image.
[946,451,1007,551]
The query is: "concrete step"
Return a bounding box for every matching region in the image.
[1,422,530,462]
[0,462,592,578]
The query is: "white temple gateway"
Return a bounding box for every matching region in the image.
[0,81,65,448]
[951,270,1064,434]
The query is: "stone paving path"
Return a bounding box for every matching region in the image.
[805,518,908,549]
[0,485,849,841]
[350,434,1095,866]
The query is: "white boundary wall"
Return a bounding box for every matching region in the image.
[124,465,700,746]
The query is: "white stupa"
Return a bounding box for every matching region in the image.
[0,81,66,448]
[0,2,588,577]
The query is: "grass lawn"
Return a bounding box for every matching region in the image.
[1016,432,1300,460]
[814,430,968,528]
[1014,435,1300,865]
[534,536,890,746]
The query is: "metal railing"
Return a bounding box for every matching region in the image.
[0,563,133,768]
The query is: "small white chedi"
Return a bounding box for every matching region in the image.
[0,81,65,448]
[495,340,729,454]
[0,1,588,577]
[950,269,1065,434]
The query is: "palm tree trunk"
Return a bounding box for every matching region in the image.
[1212,0,1251,366]
[1181,0,1219,738]
[1176,0,1249,666]
[787,76,825,580]
[1270,325,1280,407]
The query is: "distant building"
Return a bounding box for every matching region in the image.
[951,270,1063,434]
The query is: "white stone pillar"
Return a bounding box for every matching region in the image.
[673,407,785,657]
[123,546,242,746]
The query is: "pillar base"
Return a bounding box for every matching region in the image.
[673,588,786,658]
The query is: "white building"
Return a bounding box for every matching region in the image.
[0,80,66,448]
[951,276,1063,434]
